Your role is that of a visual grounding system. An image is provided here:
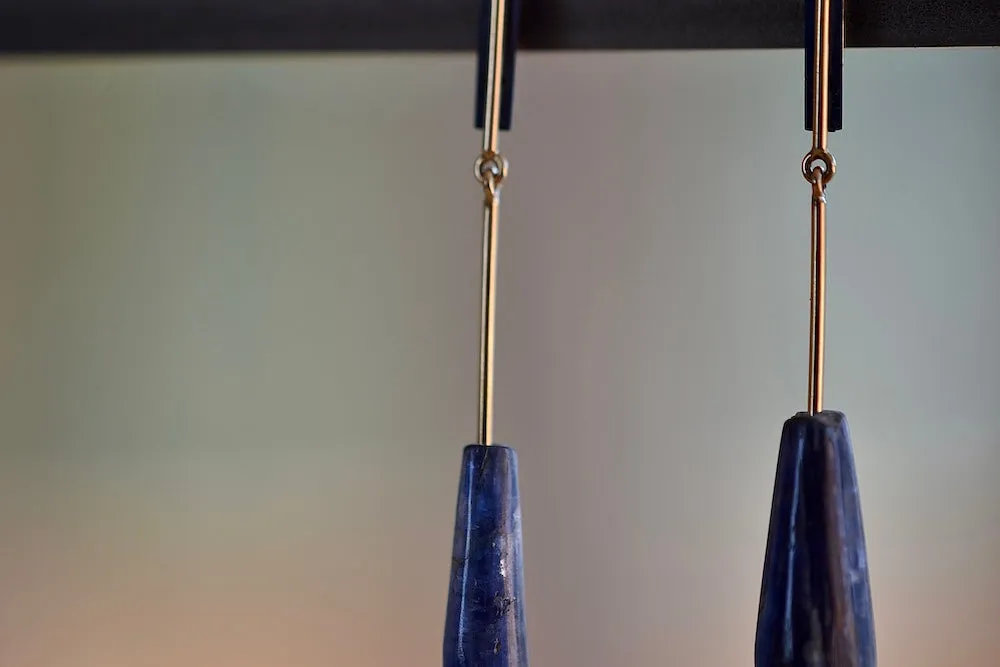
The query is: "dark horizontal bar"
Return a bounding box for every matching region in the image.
[0,0,998,54]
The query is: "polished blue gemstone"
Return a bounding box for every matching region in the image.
[444,445,528,667]
[755,411,877,667]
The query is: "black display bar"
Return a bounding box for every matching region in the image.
[0,0,998,54]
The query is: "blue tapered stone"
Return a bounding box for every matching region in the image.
[444,445,528,667]
[755,411,876,667]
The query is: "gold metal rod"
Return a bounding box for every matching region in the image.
[807,0,833,415]
[476,0,509,446]
[478,197,500,446]
[808,173,827,415]
[482,0,507,154]
[811,0,831,154]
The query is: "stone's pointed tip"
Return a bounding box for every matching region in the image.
[755,410,877,667]
[444,445,528,667]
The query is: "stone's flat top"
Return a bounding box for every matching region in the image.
[755,411,877,667]
[787,410,847,428]
[444,445,528,667]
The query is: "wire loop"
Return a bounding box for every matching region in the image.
[810,167,826,201]
[474,150,509,200]
[802,147,836,186]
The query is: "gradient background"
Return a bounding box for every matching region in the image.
[0,49,998,666]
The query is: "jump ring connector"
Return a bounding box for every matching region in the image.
[474,151,509,199]
[801,147,836,185]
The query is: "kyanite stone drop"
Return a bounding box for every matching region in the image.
[444,445,528,667]
[755,411,876,667]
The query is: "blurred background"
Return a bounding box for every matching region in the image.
[0,48,997,666]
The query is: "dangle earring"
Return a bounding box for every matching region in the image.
[442,0,527,666]
[754,1,877,666]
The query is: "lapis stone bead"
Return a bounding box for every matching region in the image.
[755,411,876,667]
[444,445,528,667]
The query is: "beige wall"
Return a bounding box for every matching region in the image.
[0,49,998,666]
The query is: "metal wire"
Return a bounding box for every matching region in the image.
[803,0,836,415]
[474,0,510,446]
